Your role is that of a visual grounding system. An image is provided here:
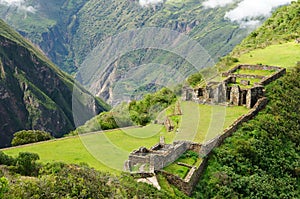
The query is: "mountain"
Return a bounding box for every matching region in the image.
[0,0,253,104]
[0,19,110,148]
[0,0,247,73]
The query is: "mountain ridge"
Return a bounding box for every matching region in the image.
[0,19,110,148]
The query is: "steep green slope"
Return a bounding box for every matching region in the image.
[194,66,300,198]
[0,0,86,73]
[0,20,110,148]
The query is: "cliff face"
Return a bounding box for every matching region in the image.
[0,20,110,148]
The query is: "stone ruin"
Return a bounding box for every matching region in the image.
[182,64,286,108]
[124,137,203,195]
[124,137,201,173]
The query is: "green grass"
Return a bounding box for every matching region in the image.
[229,42,300,70]
[177,101,248,143]
[177,156,197,165]
[163,163,190,179]
[163,150,201,179]
[2,103,248,173]
[2,136,117,173]
[228,77,262,89]
[2,124,175,173]
[233,69,276,76]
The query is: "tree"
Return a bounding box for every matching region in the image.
[11,130,53,146]
[16,152,40,176]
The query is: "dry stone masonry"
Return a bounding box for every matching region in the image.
[183,64,286,108]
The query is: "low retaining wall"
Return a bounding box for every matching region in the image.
[222,64,283,77]
[230,74,265,79]
[157,158,208,196]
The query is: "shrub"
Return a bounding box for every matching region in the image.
[0,152,15,166]
[16,152,40,176]
[11,130,53,146]
[187,72,203,87]
[0,177,9,199]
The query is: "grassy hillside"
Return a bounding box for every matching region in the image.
[0,19,110,148]
[2,103,247,173]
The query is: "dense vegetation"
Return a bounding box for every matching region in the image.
[193,67,300,198]
[11,130,53,147]
[0,152,172,198]
[74,88,177,134]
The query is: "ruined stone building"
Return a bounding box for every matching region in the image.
[124,137,201,173]
[183,65,286,108]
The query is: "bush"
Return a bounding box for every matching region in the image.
[0,177,9,199]
[16,152,40,176]
[0,152,15,166]
[11,130,53,146]
[187,72,203,87]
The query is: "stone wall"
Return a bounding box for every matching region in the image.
[246,85,264,108]
[222,64,282,77]
[239,65,282,71]
[157,158,208,196]
[260,68,286,85]
[230,74,265,79]
[230,85,241,105]
[151,141,190,170]
[204,82,227,103]
[127,141,197,172]
[200,97,268,156]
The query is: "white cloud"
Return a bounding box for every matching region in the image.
[139,0,164,7]
[0,0,36,13]
[202,0,236,8]
[203,0,293,28]
[225,0,293,22]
